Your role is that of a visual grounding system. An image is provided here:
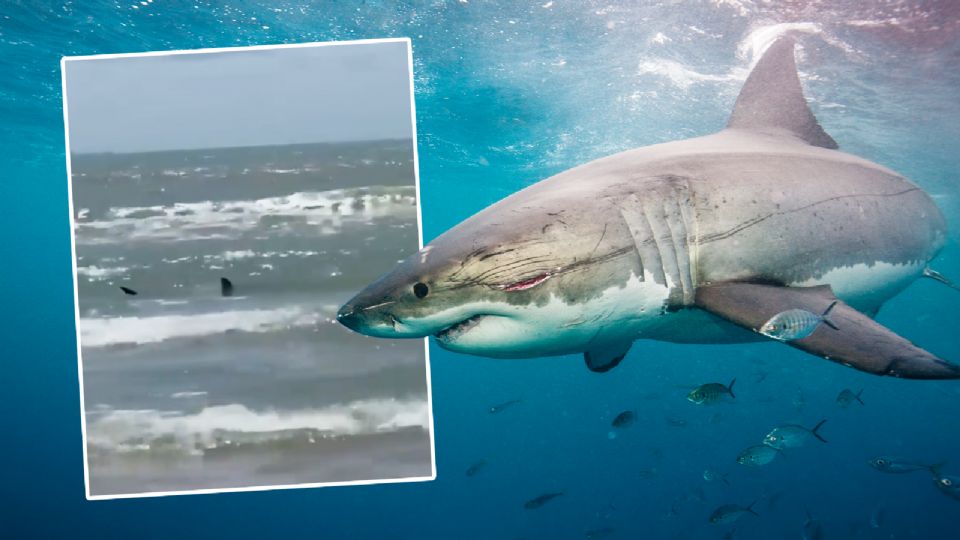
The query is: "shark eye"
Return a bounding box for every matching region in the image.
[413,282,429,299]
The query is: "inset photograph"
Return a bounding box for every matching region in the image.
[62,38,433,499]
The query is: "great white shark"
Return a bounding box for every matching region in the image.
[338,38,959,379]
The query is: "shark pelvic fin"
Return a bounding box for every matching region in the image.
[695,282,960,379]
[727,37,838,149]
[584,340,632,373]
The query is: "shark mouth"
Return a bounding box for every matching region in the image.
[434,315,486,342]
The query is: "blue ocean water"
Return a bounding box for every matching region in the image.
[2,1,960,538]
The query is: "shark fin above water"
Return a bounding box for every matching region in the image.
[119,286,138,296]
[220,277,234,297]
[727,37,838,150]
[694,282,960,379]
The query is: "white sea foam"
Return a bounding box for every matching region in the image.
[86,398,429,455]
[221,250,256,261]
[79,306,328,348]
[75,186,417,244]
[160,250,326,265]
[171,391,208,399]
[77,265,130,279]
[637,59,743,90]
[637,22,855,92]
[739,22,856,65]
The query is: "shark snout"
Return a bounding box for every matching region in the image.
[336,291,415,338]
[335,303,364,332]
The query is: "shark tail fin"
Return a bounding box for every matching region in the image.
[727,37,838,149]
[923,267,960,292]
[821,300,839,330]
[854,389,865,405]
[727,378,737,399]
[811,419,828,443]
[746,500,760,517]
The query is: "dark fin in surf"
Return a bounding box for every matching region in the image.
[810,419,828,443]
[727,378,737,399]
[821,300,839,330]
[854,389,865,405]
[220,277,234,297]
[119,286,138,296]
[923,267,960,292]
[695,282,960,379]
[584,340,632,373]
[727,37,838,149]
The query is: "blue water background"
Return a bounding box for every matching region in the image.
[2,1,960,538]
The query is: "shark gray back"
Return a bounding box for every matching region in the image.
[338,37,957,380]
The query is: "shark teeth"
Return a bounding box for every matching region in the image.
[435,315,485,341]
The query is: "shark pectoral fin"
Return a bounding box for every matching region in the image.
[584,340,632,373]
[694,282,960,380]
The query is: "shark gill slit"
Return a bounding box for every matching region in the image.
[666,192,695,306]
[645,196,681,304]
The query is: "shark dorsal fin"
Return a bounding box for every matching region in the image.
[727,38,838,149]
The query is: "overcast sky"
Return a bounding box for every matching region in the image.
[64,40,413,154]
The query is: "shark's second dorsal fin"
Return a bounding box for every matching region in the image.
[727,37,838,149]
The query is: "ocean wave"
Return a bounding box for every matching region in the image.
[75,185,417,244]
[79,305,334,348]
[86,398,429,457]
[77,265,130,280]
[158,249,326,266]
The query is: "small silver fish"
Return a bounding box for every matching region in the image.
[868,456,936,474]
[759,301,838,341]
[637,467,659,479]
[763,419,828,449]
[523,492,564,509]
[869,504,885,529]
[709,501,758,524]
[932,470,960,501]
[687,378,736,405]
[584,527,615,539]
[703,468,730,485]
[836,388,864,408]
[465,459,487,477]
[736,444,782,466]
[803,507,824,540]
[792,388,806,411]
[489,399,521,414]
[665,416,688,427]
[612,410,636,428]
